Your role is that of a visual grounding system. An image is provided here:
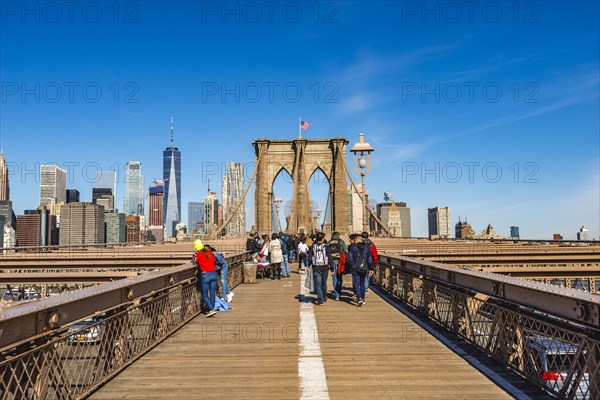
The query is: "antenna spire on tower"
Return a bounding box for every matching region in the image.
[170,116,174,146]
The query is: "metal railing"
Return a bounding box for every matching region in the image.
[372,254,600,400]
[0,251,251,399]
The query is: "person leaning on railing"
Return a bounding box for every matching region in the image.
[205,244,234,303]
[193,240,218,318]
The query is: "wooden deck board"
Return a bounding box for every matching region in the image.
[91,274,515,400]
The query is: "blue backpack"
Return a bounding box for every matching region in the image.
[213,251,228,271]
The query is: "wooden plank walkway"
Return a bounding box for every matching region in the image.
[91,273,519,399]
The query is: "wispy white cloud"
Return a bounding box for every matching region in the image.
[335,44,460,114]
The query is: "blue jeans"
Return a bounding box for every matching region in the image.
[200,271,218,311]
[365,269,370,292]
[331,259,343,298]
[313,267,329,303]
[352,271,367,300]
[289,250,295,262]
[281,254,290,277]
[219,265,230,297]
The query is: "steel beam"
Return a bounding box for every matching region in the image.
[381,254,600,329]
[0,252,251,350]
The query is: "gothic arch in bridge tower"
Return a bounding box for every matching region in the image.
[253,138,350,235]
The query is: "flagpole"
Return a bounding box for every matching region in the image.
[299,116,302,139]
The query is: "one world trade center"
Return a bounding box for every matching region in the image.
[163,117,181,238]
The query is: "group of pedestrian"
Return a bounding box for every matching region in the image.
[304,231,379,306]
[192,240,234,318]
[246,230,379,307]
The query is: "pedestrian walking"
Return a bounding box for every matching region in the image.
[361,232,379,295]
[297,239,309,274]
[328,231,348,301]
[309,232,332,305]
[279,231,291,278]
[347,235,374,307]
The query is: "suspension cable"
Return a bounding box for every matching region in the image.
[214,151,264,238]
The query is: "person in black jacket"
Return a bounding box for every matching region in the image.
[347,235,374,306]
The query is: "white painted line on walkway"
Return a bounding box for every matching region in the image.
[298,273,330,400]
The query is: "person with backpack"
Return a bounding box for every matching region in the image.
[308,232,332,305]
[206,245,234,303]
[361,231,379,296]
[328,231,348,301]
[278,232,290,278]
[192,240,218,317]
[347,235,374,307]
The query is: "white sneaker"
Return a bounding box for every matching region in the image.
[205,310,216,318]
[227,292,234,303]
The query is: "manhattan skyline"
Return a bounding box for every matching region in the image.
[0,1,598,239]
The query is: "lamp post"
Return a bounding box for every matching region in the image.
[350,132,374,234]
[274,196,283,232]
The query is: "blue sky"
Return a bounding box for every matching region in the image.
[1,0,599,239]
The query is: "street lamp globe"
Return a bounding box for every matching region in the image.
[358,154,368,169]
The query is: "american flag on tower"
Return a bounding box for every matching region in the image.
[300,121,311,130]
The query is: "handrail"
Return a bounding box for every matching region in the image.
[380,254,600,329]
[0,252,251,351]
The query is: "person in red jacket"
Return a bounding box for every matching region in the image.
[193,240,218,318]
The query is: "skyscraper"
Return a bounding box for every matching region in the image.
[105,211,126,243]
[0,200,15,229]
[428,207,451,238]
[149,184,164,226]
[59,202,105,246]
[66,189,80,203]
[92,188,114,212]
[455,218,475,239]
[0,151,9,201]
[577,226,589,241]
[40,165,67,207]
[124,161,144,215]
[163,118,181,238]
[96,171,116,196]
[222,162,245,235]
[377,201,411,237]
[188,202,204,234]
[204,189,219,237]
[510,226,520,239]
[16,207,58,247]
[125,215,142,242]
